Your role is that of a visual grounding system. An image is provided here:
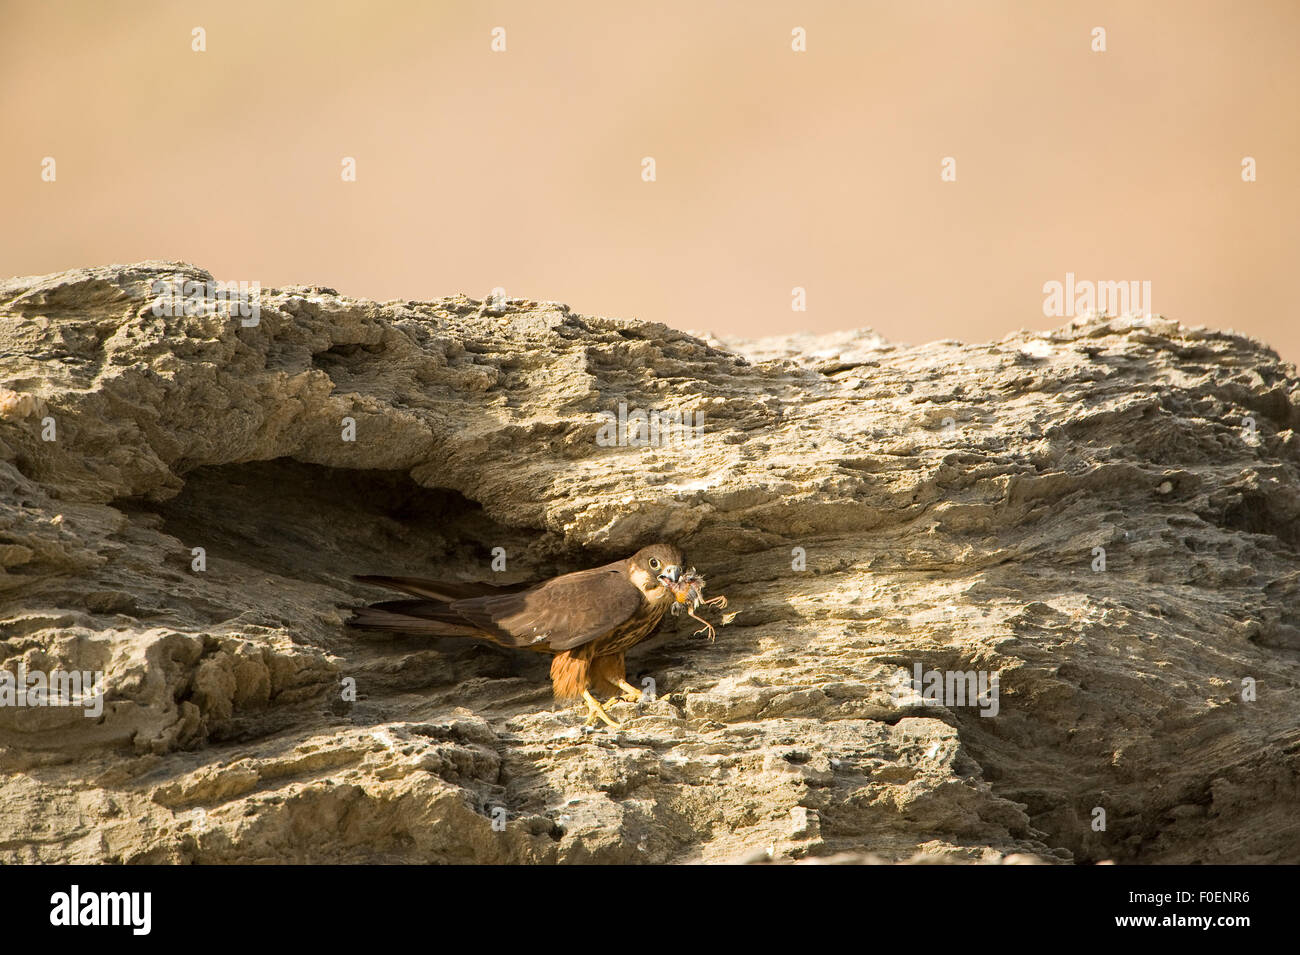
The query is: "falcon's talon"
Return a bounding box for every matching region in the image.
[615,678,644,703]
[582,689,622,729]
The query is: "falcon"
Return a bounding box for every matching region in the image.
[348,544,686,728]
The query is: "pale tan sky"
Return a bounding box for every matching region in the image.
[3,1,1297,361]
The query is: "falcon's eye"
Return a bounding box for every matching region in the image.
[649,558,661,571]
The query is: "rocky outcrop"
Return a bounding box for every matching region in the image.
[2,262,1298,864]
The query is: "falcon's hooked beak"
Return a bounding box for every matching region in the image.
[658,565,682,584]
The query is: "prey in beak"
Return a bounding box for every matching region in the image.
[657,566,733,641]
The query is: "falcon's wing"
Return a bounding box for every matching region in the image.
[448,563,645,651]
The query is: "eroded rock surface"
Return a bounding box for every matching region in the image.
[2,262,1298,864]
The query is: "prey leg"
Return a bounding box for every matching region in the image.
[686,606,717,642]
[703,595,728,610]
[582,689,621,729]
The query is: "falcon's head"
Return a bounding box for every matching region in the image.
[626,543,685,601]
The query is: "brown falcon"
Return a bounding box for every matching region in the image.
[348,544,686,728]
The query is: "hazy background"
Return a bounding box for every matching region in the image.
[3,1,1297,360]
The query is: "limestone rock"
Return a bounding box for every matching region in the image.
[2,262,1298,863]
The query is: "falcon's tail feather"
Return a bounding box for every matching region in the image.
[347,599,478,635]
[352,574,524,602]
[349,574,537,638]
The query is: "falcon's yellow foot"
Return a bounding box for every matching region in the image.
[600,679,647,709]
[582,690,621,729]
[615,679,645,703]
